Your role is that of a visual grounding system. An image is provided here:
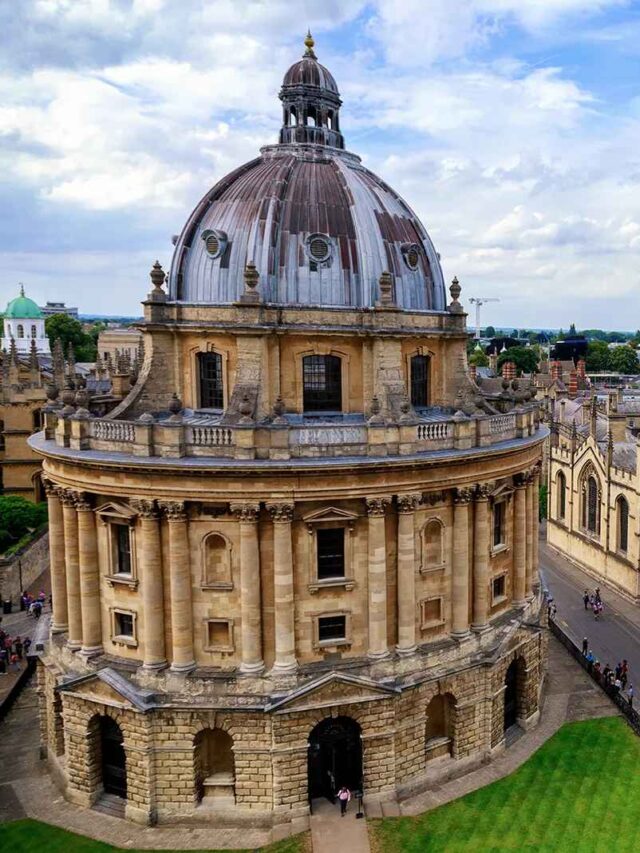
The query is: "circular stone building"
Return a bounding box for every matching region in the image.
[33,34,547,834]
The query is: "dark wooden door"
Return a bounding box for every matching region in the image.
[101,717,127,798]
[308,716,362,802]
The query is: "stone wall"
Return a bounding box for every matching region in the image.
[0,528,49,605]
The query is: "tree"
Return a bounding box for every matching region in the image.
[484,325,496,338]
[497,346,539,376]
[610,345,639,374]
[45,314,97,362]
[469,349,489,367]
[0,496,48,553]
[585,340,611,372]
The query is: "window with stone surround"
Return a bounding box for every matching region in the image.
[580,468,601,536]
[198,351,224,410]
[204,619,234,653]
[110,608,137,647]
[313,611,351,649]
[410,354,430,408]
[316,527,345,579]
[302,354,342,413]
[114,524,132,575]
[420,597,444,630]
[97,504,139,587]
[556,471,566,520]
[492,574,507,604]
[492,500,506,549]
[617,495,629,553]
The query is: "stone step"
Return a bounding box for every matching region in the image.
[93,793,126,818]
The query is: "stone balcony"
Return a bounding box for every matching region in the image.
[41,405,540,463]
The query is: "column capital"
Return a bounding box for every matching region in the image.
[365,496,391,517]
[58,488,78,507]
[42,477,58,498]
[397,494,421,514]
[158,500,187,521]
[231,502,261,522]
[454,487,474,505]
[73,491,92,511]
[475,483,493,501]
[513,473,528,489]
[131,498,159,518]
[267,502,294,523]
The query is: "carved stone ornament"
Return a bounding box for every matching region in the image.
[148,260,167,302]
[57,488,77,508]
[365,496,391,517]
[267,503,294,523]
[272,396,287,424]
[454,487,474,504]
[159,501,187,521]
[73,491,92,511]
[230,503,260,523]
[397,494,421,514]
[423,491,444,506]
[475,483,492,501]
[448,276,463,314]
[513,473,527,489]
[131,498,158,518]
[239,394,254,424]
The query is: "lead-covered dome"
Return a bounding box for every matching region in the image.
[168,35,446,312]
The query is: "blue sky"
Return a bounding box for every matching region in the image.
[1,0,640,329]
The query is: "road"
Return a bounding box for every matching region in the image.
[540,536,640,695]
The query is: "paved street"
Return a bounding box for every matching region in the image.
[541,535,640,697]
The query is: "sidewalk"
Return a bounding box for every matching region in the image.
[310,798,370,853]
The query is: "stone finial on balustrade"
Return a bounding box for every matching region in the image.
[239,393,254,424]
[72,386,91,419]
[368,395,384,425]
[239,261,261,304]
[148,260,167,302]
[399,396,414,424]
[60,379,76,416]
[272,396,287,425]
[168,392,183,423]
[447,276,463,314]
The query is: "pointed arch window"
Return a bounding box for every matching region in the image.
[617,496,629,553]
[557,471,566,520]
[580,469,601,535]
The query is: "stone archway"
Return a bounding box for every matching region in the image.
[504,658,525,731]
[307,716,362,803]
[99,716,127,798]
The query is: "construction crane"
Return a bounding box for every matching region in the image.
[469,297,500,339]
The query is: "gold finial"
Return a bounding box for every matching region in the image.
[304,29,316,58]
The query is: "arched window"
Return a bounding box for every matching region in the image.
[557,471,566,520]
[17,324,24,338]
[203,533,232,587]
[581,471,600,535]
[198,352,223,409]
[410,354,429,408]
[617,496,629,553]
[302,354,342,413]
[194,728,235,804]
[422,519,444,569]
[31,325,37,338]
[425,693,455,760]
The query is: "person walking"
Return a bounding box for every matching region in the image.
[628,685,634,708]
[14,637,23,660]
[582,637,588,656]
[583,590,590,610]
[337,786,351,817]
[593,601,599,621]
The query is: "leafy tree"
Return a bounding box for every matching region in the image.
[469,349,489,367]
[484,325,496,338]
[538,485,548,521]
[45,314,97,362]
[610,345,639,374]
[497,346,539,375]
[585,340,611,372]
[0,496,48,553]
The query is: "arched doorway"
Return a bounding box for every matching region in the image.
[100,717,126,798]
[308,716,362,802]
[504,660,519,731]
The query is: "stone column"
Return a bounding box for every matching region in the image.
[396,494,420,655]
[471,484,491,632]
[160,502,195,673]
[525,471,535,600]
[267,503,297,674]
[61,490,82,650]
[513,477,527,606]
[452,488,473,638]
[76,493,103,656]
[231,503,264,674]
[532,464,541,591]
[366,496,391,660]
[44,480,68,633]
[133,500,166,670]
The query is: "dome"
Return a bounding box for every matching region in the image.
[5,286,42,319]
[168,35,446,312]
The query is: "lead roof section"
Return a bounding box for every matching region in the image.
[169,146,446,311]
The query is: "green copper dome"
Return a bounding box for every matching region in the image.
[5,285,42,319]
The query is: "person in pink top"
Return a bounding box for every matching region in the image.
[337,785,351,816]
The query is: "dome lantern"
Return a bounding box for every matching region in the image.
[278,32,344,149]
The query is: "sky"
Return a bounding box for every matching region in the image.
[1,0,640,329]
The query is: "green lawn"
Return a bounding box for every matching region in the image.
[0,819,306,853]
[371,716,638,853]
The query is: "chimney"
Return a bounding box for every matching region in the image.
[550,360,562,382]
[568,370,578,397]
[502,360,516,381]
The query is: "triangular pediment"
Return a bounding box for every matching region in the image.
[302,506,359,526]
[57,667,153,712]
[491,482,514,501]
[95,501,138,522]
[267,671,399,714]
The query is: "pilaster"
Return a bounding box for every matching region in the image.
[267,502,297,675]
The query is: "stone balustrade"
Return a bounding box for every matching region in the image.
[43,405,540,462]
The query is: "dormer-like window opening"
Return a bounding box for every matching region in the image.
[201,229,227,260]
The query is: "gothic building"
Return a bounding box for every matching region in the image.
[32,35,546,835]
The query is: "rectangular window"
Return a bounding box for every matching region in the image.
[410,355,429,408]
[115,612,134,637]
[421,597,443,628]
[115,524,132,575]
[318,615,346,643]
[493,501,506,548]
[492,575,506,601]
[302,355,342,412]
[316,528,345,579]
[198,352,224,409]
